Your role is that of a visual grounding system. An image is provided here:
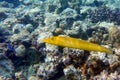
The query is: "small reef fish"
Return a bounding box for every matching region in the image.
[8,40,15,53]
[43,36,113,54]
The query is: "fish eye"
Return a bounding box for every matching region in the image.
[51,37,55,40]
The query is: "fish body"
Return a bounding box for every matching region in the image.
[43,36,113,54]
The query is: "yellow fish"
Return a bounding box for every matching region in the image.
[43,36,113,54]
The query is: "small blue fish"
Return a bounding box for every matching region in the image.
[8,40,15,53]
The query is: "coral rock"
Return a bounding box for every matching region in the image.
[15,44,26,57]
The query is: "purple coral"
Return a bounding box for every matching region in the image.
[89,6,111,23]
[109,8,120,25]
[88,6,120,25]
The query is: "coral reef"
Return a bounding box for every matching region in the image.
[109,25,120,48]
[1,0,120,80]
[88,6,120,25]
[15,44,26,57]
[0,50,14,79]
[89,6,111,23]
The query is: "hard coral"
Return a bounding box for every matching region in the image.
[109,26,120,48]
[87,26,110,45]
[81,58,108,79]
[109,8,120,25]
[89,6,111,23]
[110,61,120,72]
[89,6,120,25]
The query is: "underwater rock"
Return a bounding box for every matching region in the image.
[62,54,72,66]
[22,0,43,5]
[109,26,120,48]
[28,7,41,16]
[83,0,104,7]
[44,13,59,26]
[110,61,120,72]
[46,4,56,12]
[36,47,64,80]
[0,76,6,80]
[114,48,120,55]
[21,39,32,48]
[12,23,25,34]
[10,34,20,42]
[0,52,14,78]
[109,8,120,25]
[15,44,26,57]
[3,17,18,29]
[82,0,95,5]
[54,0,69,14]
[89,6,111,23]
[63,48,85,68]
[29,76,37,80]
[0,28,11,43]
[54,28,64,35]
[62,47,120,79]
[13,23,34,34]
[105,0,120,9]
[108,55,119,65]
[82,58,108,79]
[37,62,58,80]
[88,6,120,25]
[17,14,38,28]
[65,21,87,38]
[45,43,58,52]
[93,70,120,79]
[58,0,68,9]
[37,32,53,44]
[68,0,82,13]
[63,48,85,57]
[86,26,110,44]
[27,65,37,80]
[0,12,8,21]
[25,47,41,64]
[15,71,27,80]
[89,51,106,61]
[10,30,30,42]
[44,50,61,63]
[60,8,77,18]
[33,14,45,26]
[98,22,115,29]
[63,65,82,80]
[60,17,75,29]
[59,20,68,29]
